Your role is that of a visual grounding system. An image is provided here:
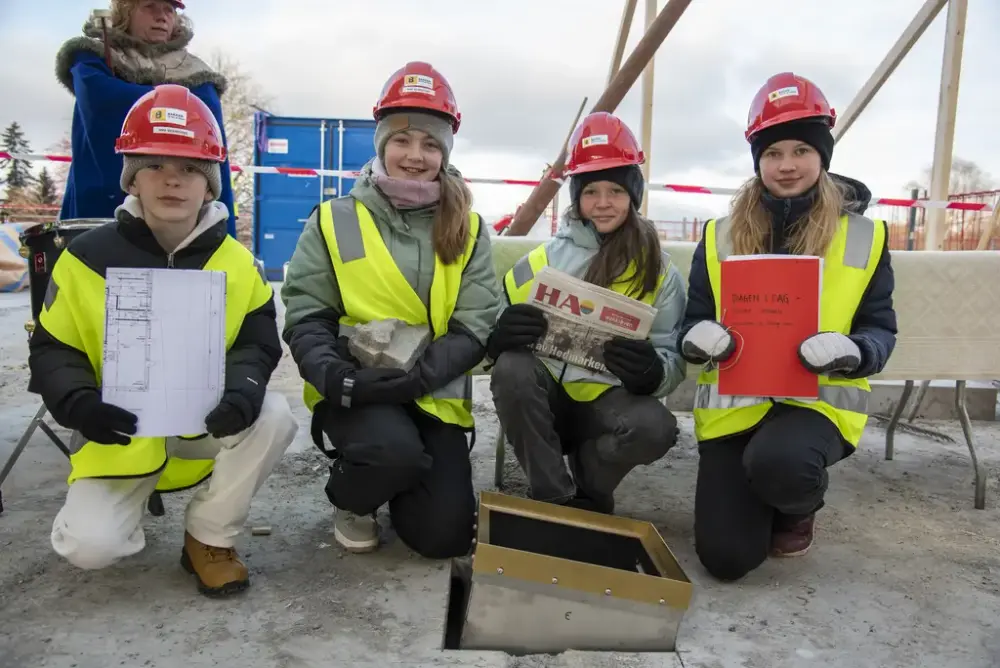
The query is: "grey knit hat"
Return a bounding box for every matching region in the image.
[374,111,454,167]
[120,155,223,199]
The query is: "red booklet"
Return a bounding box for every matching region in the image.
[718,255,821,399]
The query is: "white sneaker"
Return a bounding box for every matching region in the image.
[334,510,379,553]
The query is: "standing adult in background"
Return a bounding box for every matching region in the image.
[680,72,897,581]
[489,112,686,515]
[55,0,237,238]
[281,62,502,559]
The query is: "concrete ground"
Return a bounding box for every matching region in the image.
[2,286,999,668]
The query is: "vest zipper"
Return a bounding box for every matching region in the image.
[167,253,175,268]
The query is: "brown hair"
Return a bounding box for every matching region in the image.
[111,0,189,39]
[433,171,474,264]
[569,203,664,300]
[728,170,845,256]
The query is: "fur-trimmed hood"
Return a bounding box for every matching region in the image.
[55,14,227,95]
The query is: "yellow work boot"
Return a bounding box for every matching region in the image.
[180,531,250,597]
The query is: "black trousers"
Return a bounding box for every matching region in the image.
[490,351,678,513]
[694,402,848,581]
[315,402,475,560]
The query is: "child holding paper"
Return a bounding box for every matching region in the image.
[27,84,297,597]
[680,72,897,580]
[488,112,687,514]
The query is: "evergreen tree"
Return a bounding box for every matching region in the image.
[1,122,35,189]
[35,168,58,205]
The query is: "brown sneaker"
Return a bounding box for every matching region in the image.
[770,513,815,558]
[180,532,250,597]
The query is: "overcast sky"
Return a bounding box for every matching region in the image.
[1,0,998,230]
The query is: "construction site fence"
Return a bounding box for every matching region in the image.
[1,152,996,251]
[655,188,1000,251]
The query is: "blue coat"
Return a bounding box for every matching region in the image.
[58,51,236,238]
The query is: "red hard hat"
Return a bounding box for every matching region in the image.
[115,84,226,162]
[373,61,461,132]
[745,72,836,142]
[563,112,644,177]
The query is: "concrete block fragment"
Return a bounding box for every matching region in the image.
[348,318,431,371]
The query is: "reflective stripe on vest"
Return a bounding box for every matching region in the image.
[693,213,884,446]
[39,237,272,491]
[301,197,480,429]
[503,244,666,402]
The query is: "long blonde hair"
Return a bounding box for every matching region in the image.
[728,170,845,256]
[434,171,474,265]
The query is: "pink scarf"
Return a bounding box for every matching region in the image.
[371,158,441,210]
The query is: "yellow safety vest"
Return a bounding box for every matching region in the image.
[503,244,666,402]
[693,213,885,447]
[39,236,274,491]
[300,197,480,430]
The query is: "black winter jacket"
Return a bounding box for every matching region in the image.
[679,174,897,379]
[27,206,282,429]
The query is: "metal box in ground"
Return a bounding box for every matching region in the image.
[443,491,693,654]
[252,112,377,280]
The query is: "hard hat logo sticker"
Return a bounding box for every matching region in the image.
[148,107,188,126]
[767,86,799,102]
[581,134,609,148]
[402,74,435,95]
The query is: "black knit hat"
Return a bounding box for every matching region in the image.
[750,118,834,173]
[570,164,645,210]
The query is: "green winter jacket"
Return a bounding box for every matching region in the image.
[280,159,502,402]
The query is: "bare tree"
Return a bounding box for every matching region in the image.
[47,134,72,201]
[904,157,997,195]
[207,52,275,249]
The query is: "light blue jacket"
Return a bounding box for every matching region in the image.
[498,215,688,399]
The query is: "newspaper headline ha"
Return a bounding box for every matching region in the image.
[526,266,658,374]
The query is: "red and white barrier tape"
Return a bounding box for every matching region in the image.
[2,152,994,212]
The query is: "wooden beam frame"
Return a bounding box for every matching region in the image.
[832,0,949,144]
[506,0,695,236]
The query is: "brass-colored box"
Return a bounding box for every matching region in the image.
[443,491,693,654]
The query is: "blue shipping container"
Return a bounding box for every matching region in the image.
[252,113,377,279]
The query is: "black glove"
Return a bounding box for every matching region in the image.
[205,391,256,438]
[602,337,664,396]
[65,390,138,446]
[487,304,548,359]
[325,364,424,408]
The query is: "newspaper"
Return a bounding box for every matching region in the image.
[527,266,658,373]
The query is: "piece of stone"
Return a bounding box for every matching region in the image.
[348,318,431,371]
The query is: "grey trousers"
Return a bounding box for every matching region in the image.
[490,351,678,512]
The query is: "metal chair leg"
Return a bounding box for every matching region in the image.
[906,380,931,422]
[0,404,72,514]
[885,380,914,461]
[955,381,987,510]
[493,425,506,490]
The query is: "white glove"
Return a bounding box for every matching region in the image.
[681,320,735,364]
[798,332,862,375]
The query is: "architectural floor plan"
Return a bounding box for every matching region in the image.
[102,267,226,437]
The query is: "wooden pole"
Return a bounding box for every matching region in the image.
[925,0,967,250]
[561,97,590,156]
[832,0,948,144]
[607,0,638,86]
[639,0,656,217]
[975,202,999,251]
[506,0,695,236]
